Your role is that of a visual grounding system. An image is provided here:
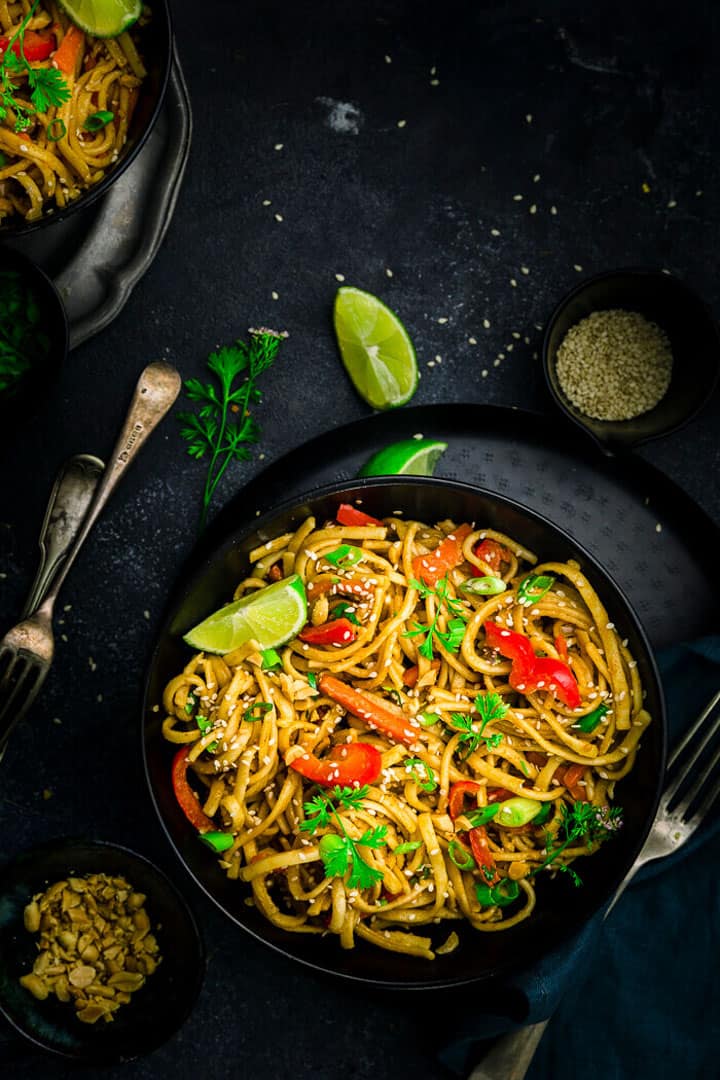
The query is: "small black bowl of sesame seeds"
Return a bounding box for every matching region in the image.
[542,268,720,454]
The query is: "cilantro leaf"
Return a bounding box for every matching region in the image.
[474,691,510,725]
[347,848,384,889]
[28,67,71,112]
[301,787,387,888]
[179,330,286,532]
[357,825,389,849]
[404,574,468,660]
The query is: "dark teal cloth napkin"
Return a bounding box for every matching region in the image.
[439,637,720,1080]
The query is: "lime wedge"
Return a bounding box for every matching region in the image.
[58,0,141,37]
[333,286,418,410]
[184,575,307,654]
[358,438,448,477]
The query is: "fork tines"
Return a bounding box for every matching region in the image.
[662,688,720,828]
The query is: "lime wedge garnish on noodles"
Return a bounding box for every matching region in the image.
[358,438,448,477]
[333,286,419,410]
[58,0,141,37]
[184,575,307,654]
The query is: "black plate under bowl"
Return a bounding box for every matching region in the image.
[0,838,204,1063]
[0,0,172,238]
[142,477,666,989]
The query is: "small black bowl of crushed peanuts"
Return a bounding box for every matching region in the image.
[542,268,720,454]
[0,838,204,1064]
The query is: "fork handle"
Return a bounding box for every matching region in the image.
[36,362,181,615]
[21,454,104,619]
[468,1022,549,1080]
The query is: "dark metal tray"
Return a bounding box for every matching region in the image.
[205,403,720,650]
[2,43,191,350]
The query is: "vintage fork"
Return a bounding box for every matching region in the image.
[0,361,181,756]
[470,686,720,1080]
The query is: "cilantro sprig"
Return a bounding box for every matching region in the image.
[0,1,70,133]
[404,575,468,660]
[179,329,286,531]
[535,801,623,886]
[300,784,388,889]
[449,691,509,759]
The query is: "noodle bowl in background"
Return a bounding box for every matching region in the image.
[0,0,171,231]
[160,506,651,961]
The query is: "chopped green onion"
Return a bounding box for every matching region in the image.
[243,701,273,722]
[383,686,403,707]
[199,831,233,853]
[466,804,500,827]
[495,797,543,828]
[517,574,555,606]
[324,544,365,568]
[307,672,318,692]
[261,648,282,670]
[475,878,520,907]
[46,118,66,142]
[84,109,114,132]
[418,711,440,727]
[532,802,553,826]
[519,759,530,778]
[330,601,361,625]
[184,692,197,715]
[393,840,422,855]
[574,703,609,733]
[448,839,475,870]
[461,575,507,596]
[405,757,437,792]
[196,715,212,735]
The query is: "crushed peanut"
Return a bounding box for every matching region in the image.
[19,873,161,1024]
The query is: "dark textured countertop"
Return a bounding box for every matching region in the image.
[1,1,719,1077]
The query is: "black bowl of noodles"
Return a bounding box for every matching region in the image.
[0,0,172,236]
[141,477,666,989]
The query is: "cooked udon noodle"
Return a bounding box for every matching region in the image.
[0,1,147,224]
[161,512,650,960]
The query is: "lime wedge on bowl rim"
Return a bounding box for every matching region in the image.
[183,574,307,655]
[58,0,141,37]
[333,286,418,410]
[358,438,448,477]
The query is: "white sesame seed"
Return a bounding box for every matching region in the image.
[468,336,478,345]
[274,212,283,222]
[397,119,406,128]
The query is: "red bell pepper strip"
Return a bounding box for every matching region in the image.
[289,741,382,787]
[484,621,536,673]
[267,563,283,581]
[318,674,422,747]
[171,746,214,832]
[336,503,384,528]
[484,621,581,709]
[0,30,55,63]
[412,523,473,587]
[402,658,441,687]
[448,780,482,820]
[470,538,510,577]
[298,618,357,646]
[524,657,582,709]
[468,826,499,882]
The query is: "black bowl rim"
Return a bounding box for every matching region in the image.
[541,266,720,453]
[141,475,667,989]
[0,0,173,238]
[0,835,206,1063]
